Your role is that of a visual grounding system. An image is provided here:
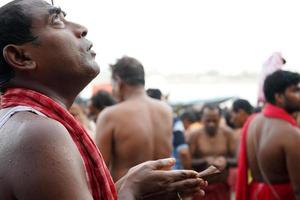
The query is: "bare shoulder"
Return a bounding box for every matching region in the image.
[187,127,203,142]
[97,105,116,121]
[220,125,234,136]
[4,112,92,199]
[12,112,73,148]
[278,122,300,145]
[150,97,172,110]
[7,112,80,171]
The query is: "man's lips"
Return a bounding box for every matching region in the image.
[87,43,93,51]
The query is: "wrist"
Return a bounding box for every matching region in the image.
[118,181,135,200]
[117,174,138,200]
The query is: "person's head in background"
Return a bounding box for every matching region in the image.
[180,109,199,130]
[264,70,300,114]
[110,56,145,102]
[201,104,222,137]
[230,99,253,128]
[88,90,116,122]
[224,108,235,129]
[146,88,162,100]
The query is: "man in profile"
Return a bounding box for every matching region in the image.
[0,1,207,199]
[96,56,173,181]
[180,109,202,139]
[236,70,300,200]
[231,99,254,130]
[228,99,253,197]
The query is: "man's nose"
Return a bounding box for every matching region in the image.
[208,122,215,127]
[72,23,88,38]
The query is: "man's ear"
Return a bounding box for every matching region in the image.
[114,76,124,90]
[119,79,125,91]
[275,93,284,105]
[3,44,36,71]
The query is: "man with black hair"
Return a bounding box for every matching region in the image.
[236,70,300,200]
[180,109,202,139]
[229,98,254,156]
[88,90,116,122]
[188,104,235,200]
[95,56,174,182]
[0,1,207,199]
[146,88,162,100]
[228,99,253,197]
[231,99,253,129]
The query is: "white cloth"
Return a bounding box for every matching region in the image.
[0,106,45,128]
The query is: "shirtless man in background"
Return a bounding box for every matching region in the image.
[96,56,173,181]
[236,70,300,200]
[188,104,235,200]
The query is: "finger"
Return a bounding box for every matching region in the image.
[167,178,206,193]
[178,187,206,198]
[162,170,199,182]
[146,158,176,170]
[140,179,206,200]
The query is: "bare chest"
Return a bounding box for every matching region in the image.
[195,132,228,157]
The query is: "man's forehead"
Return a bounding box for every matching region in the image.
[20,0,55,14]
[203,108,220,117]
[287,83,300,89]
[19,0,65,26]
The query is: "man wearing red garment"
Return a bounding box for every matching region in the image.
[0,0,207,199]
[236,70,300,200]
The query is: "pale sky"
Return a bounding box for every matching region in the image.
[1,0,300,103]
[55,0,300,75]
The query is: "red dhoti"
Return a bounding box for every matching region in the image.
[193,183,230,200]
[249,181,295,200]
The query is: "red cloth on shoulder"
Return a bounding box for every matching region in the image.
[1,88,116,200]
[236,103,297,200]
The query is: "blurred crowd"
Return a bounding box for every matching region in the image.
[68,54,300,200]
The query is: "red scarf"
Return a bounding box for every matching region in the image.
[1,88,117,200]
[236,103,297,200]
[262,103,297,126]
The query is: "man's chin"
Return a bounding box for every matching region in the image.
[206,128,218,136]
[87,62,100,77]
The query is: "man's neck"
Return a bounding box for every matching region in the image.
[273,102,294,115]
[8,80,78,109]
[123,86,146,101]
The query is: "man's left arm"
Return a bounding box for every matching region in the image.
[95,109,114,167]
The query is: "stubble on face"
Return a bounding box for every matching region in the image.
[283,84,300,114]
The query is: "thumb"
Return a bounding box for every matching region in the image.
[149,158,176,170]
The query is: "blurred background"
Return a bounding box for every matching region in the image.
[2,0,299,105]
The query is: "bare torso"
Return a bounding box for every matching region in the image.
[189,126,234,183]
[247,114,298,183]
[97,96,173,181]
